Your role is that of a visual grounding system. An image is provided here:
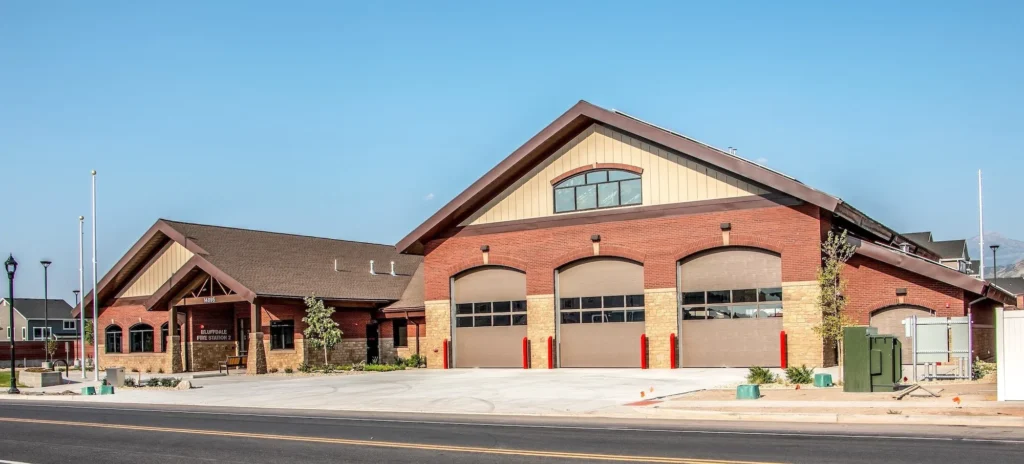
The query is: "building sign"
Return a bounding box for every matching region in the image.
[196,325,233,342]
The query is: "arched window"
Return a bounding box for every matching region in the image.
[105,325,123,353]
[554,169,641,213]
[160,322,182,352]
[129,323,154,353]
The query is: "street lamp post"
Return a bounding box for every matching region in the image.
[41,260,51,362]
[6,254,20,394]
[990,245,1000,282]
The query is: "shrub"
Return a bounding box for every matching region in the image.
[145,378,161,387]
[269,367,279,374]
[298,363,313,373]
[746,367,777,385]
[131,368,139,373]
[124,377,137,387]
[145,368,152,374]
[973,359,996,380]
[159,378,174,387]
[785,365,814,384]
[284,367,294,374]
[363,364,405,372]
[351,361,366,372]
[408,354,426,368]
[393,356,408,367]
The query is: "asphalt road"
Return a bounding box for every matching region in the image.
[0,402,1022,463]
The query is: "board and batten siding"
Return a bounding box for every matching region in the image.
[119,242,194,298]
[464,123,768,226]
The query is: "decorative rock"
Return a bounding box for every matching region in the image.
[175,380,192,390]
[736,384,761,400]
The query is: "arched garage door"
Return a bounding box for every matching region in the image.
[557,258,645,368]
[453,267,527,368]
[870,306,934,364]
[679,247,783,367]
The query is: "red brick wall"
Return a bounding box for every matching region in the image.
[96,304,175,353]
[423,203,824,300]
[842,255,968,324]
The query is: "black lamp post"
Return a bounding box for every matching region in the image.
[5,254,19,394]
[41,260,51,362]
[73,290,80,307]
[990,244,1000,282]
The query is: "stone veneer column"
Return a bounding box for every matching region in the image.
[644,288,677,369]
[424,300,451,369]
[781,281,824,367]
[246,332,268,374]
[526,295,555,368]
[168,335,183,373]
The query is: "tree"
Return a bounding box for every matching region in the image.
[812,229,856,376]
[302,296,343,366]
[45,336,58,364]
[83,319,94,346]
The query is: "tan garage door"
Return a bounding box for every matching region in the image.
[870,306,934,364]
[557,258,645,368]
[453,267,527,368]
[679,247,784,367]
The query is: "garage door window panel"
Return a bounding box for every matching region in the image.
[456,299,528,328]
[682,289,784,320]
[559,293,644,324]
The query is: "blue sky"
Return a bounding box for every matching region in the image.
[2,1,1022,300]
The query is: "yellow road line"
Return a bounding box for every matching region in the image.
[0,417,782,464]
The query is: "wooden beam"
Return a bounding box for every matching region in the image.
[176,293,250,307]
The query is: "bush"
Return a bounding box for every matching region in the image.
[746,367,777,385]
[973,359,996,380]
[408,354,426,368]
[298,363,313,373]
[158,368,165,374]
[284,367,294,374]
[145,368,152,374]
[131,368,139,373]
[145,378,161,387]
[124,377,137,387]
[269,367,279,374]
[351,361,366,372]
[363,364,405,372]
[785,365,815,384]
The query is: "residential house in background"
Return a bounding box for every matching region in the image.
[903,232,973,274]
[0,298,78,342]
[989,278,1024,308]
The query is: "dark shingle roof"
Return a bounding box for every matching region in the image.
[903,232,933,243]
[1,298,74,319]
[929,239,969,260]
[989,278,1024,295]
[383,263,424,311]
[162,220,422,302]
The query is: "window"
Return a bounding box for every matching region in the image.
[681,288,784,320]
[554,169,642,213]
[270,320,295,350]
[393,319,408,348]
[129,324,154,353]
[63,320,76,331]
[560,294,645,324]
[105,325,123,353]
[455,300,528,328]
[32,327,52,340]
[22,327,27,340]
[160,323,182,352]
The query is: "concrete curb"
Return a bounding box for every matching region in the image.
[636,408,1024,427]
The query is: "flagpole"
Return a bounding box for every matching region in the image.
[79,215,86,378]
[978,170,985,278]
[91,170,99,381]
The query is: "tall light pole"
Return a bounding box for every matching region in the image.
[78,215,85,378]
[5,254,19,394]
[991,244,1000,282]
[41,260,51,362]
[91,170,99,381]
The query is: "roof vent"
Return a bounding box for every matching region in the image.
[899,243,911,253]
[370,260,376,275]
[334,259,338,272]
[390,261,396,276]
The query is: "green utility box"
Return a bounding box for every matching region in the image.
[814,373,833,387]
[736,384,761,400]
[843,326,903,392]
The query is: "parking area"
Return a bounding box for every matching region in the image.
[25,368,747,415]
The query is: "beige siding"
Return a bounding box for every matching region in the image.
[465,124,767,226]
[119,242,194,298]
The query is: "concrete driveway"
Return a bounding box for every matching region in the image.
[41,368,747,415]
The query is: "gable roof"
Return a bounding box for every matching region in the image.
[397,100,924,256]
[1,298,74,319]
[989,278,1024,296]
[79,219,423,314]
[903,232,934,243]
[929,239,969,261]
[382,262,425,312]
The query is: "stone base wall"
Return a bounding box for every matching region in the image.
[191,342,237,372]
[644,288,677,368]
[424,300,451,369]
[303,339,366,367]
[781,281,826,367]
[99,349,168,374]
[526,295,554,368]
[379,339,396,364]
[266,338,304,372]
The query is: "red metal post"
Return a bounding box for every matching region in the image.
[443,338,449,369]
[547,336,554,369]
[670,333,677,369]
[779,331,788,369]
[640,334,648,369]
[522,337,529,369]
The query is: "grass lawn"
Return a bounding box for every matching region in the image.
[0,371,27,388]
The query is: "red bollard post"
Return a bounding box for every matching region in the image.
[522,337,529,369]
[443,338,449,369]
[547,336,554,369]
[640,334,648,369]
[670,333,677,369]
[779,331,788,369]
